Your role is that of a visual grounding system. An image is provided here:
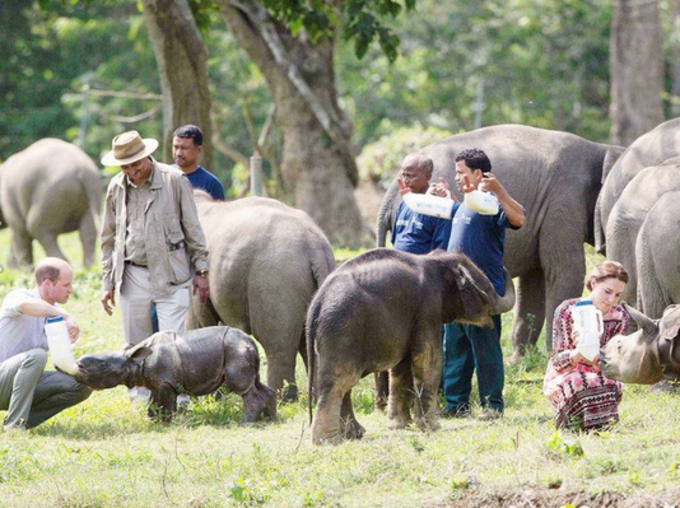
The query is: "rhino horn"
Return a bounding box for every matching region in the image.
[623,303,658,337]
[490,270,516,315]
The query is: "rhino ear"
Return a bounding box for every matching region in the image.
[661,305,680,341]
[125,345,153,364]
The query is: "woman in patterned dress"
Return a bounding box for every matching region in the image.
[543,261,631,431]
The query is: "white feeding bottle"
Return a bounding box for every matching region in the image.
[571,299,604,362]
[45,316,79,375]
[464,188,499,215]
[402,187,455,219]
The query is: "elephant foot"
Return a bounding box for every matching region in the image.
[387,415,412,430]
[510,349,523,365]
[280,383,299,403]
[312,427,343,446]
[374,395,388,413]
[415,415,440,432]
[341,418,365,440]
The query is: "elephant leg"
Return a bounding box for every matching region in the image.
[510,270,546,363]
[9,228,33,268]
[540,237,586,353]
[410,339,442,432]
[79,209,98,268]
[312,372,359,445]
[34,230,67,262]
[374,371,389,412]
[340,390,365,440]
[186,297,220,330]
[264,348,298,402]
[387,359,414,430]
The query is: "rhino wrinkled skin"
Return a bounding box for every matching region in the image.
[74,326,276,422]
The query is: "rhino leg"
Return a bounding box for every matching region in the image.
[387,359,414,430]
[147,383,177,423]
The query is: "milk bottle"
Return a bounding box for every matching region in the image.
[45,316,79,375]
[571,299,604,362]
[464,189,500,216]
[402,188,456,219]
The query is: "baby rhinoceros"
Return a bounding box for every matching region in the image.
[74,326,276,422]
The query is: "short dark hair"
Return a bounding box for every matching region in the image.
[173,125,203,146]
[35,264,61,285]
[455,148,492,173]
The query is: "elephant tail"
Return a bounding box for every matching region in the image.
[376,183,399,247]
[594,194,606,255]
[306,296,323,425]
[311,243,335,289]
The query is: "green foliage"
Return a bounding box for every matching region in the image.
[545,431,585,458]
[357,124,453,189]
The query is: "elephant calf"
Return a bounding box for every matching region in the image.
[307,248,515,445]
[601,304,680,384]
[74,326,276,422]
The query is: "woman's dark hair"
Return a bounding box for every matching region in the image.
[455,148,492,173]
[586,261,629,291]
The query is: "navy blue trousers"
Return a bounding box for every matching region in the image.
[442,315,504,412]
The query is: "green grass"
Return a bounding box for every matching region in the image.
[0,231,679,507]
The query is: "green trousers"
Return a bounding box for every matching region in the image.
[0,348,91,429]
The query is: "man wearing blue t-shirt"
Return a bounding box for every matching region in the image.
[433,148,525,419]
[392,153,452,254]
[173,124,225,201]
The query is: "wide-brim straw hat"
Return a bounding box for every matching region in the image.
[101,130,159,166]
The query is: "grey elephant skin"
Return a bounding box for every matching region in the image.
[0,138,102,268]
[604,158,680,311]
[74,326,277,422]
[601,304,680,385]
[595,117,680,254]
[187,193,335,401]
[306,248,515,445]
[376,124,622,358]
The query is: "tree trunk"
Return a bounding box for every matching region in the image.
[140,0,214,168]
[671,0,680,117]
[609,0,664,146]
[219,0,371,247]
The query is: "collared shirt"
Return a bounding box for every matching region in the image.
[124,172,153,266]
[0,288,50,363]
[391,200,452,254]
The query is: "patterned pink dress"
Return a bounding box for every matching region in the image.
[543,299,630,430]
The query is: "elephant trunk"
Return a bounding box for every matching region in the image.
[490,270,516,315]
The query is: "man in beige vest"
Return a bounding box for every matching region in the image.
[100,131,210,400]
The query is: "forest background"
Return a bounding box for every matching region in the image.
[2,0,680,247]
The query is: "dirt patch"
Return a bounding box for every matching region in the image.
[437,486,680,507]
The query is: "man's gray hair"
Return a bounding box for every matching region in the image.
[404,153,434,175]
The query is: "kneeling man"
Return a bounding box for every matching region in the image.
[0,258,91,430]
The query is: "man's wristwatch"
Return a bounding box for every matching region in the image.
[197,270,209,279]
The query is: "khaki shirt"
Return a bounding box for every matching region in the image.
[101,159,209,299]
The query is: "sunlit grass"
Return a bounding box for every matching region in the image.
[0,230,678,506]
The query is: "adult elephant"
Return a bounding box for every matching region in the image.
[0,138,102,268]
[377,124,623,360]
[595,117,680,254]
[605,158,680,306]
[186,193,335,401]
[635,190,680,318]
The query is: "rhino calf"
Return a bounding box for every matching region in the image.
[74,326,276,422]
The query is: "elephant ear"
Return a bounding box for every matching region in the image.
[661,305,680,341]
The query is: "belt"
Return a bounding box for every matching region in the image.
[125,260,148,268]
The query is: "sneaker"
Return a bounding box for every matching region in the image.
[177,394,191,411]
[479,408,503,421]
[129,387,151,405]
[441,405,471,418]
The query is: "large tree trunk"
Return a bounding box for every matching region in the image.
[141,0,214,168]
[609,0,664,146]
[671,0,680,117]
[219,0,371,247]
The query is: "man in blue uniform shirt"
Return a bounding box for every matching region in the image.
[392,153,451,254]
[433,148,525,419]
[173,124,225,201]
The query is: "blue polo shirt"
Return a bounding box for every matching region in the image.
[447,202,519,295]
[183,166,225,200]
[392,201,452,254]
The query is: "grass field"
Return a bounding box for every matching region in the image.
[0,231,679,507]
